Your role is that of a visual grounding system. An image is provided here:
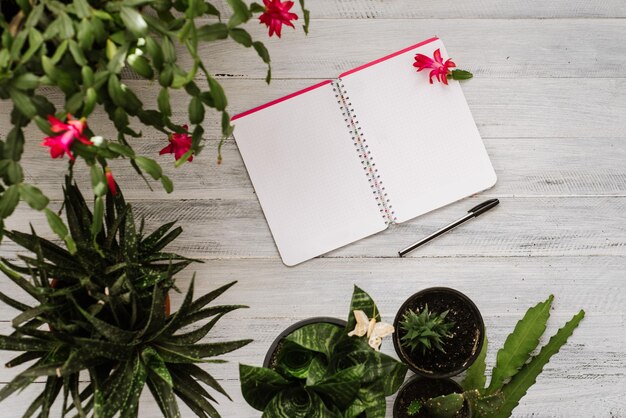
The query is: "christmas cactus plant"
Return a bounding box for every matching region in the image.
[0,0,309,233]
[0,177,251,417]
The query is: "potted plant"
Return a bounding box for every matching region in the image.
[0,177,251,417]
[393,376,470,418]
[393,287,485,378]
[392,295,585,418]
[0,0,310,232]
[240,286,408,417]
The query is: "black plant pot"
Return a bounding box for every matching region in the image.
[393,287,484,378]
[392,375,471,418]
[263,316,347,369]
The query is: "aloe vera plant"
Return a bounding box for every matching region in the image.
[240,286,408,418]
[405,295,585,417]
[0,178,251,417]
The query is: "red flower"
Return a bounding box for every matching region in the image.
[413,49,456,85]
[159,125,193,162]
[259,0,298,38]
[105,166,117,196]
[41,115,92,160]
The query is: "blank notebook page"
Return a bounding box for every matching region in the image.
[341,39,497,223]
[233,82,387,266]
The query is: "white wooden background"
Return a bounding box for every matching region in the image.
[1,1,626,416]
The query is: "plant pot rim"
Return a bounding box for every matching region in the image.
[263,316,347,368]
[392,287,485,378]
[392,375,471,418]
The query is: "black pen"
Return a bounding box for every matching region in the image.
[398,199,500,257]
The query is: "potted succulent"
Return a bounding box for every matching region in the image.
[392,295,585,418]
[0,0,310,232]
[393,287,485,378]
[240,286,408,417]
[393,376,470,418]
[0,177,251,417]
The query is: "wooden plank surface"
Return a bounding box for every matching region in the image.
[1,2,625,417]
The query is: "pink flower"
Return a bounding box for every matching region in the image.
[413,49,456,85]
[259,0,298,38]
[41,115,92,160]
[159,125,193,162]
[105,166,117,196]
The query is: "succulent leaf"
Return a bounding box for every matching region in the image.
[398,304,455,355]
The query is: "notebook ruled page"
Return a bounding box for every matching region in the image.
[340,39,497,223]
[232,82,386,266]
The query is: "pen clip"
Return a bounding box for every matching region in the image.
[468,198,500,216]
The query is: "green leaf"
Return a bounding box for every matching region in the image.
[298,0,310,34]
[227,0,252,27]
[286,322,343,360]
[274,340,315,379]
[207,77,227,111]
[73,0,92,18]
[156,339,252,362]
[0,185,20,218]
[119,358,147,417]
[229,28,252,47]
[263,388,341,418]
[239,364,290,411]
[128,54,154,79]
[197,23,229,42]
[58,13,76,39]
[142,347,173,387]
[75,303,138,343]
[13,73,40,90]
[308,364,365,408]
[44,209,76,254]
[189,96,205,125]
[99,360,136,418]
[161,37,176,63]
[147,375,181,418]
[487,295,553,393]
[346,286,380,332]
[10,88,37,118]
[134,156,163,180]
[451,69,474,80]
[5,126,25,161]
[0,335,52,351]
[91,195,104,237]
[174,363,230,401]
[90,165,108,197]
[494,310,585,418]
[17,184,48,210]
[157,88,171,116]
[68,40,87,66]
[463,334,488,391]
[161,176,173,193]
[424,393,465,418]
[120,6,148,36]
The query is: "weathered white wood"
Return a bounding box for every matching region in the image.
[189,19,626,80]
[4,196,625,259]
[211,0,626,18]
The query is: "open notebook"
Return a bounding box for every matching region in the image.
[232,37,497,266]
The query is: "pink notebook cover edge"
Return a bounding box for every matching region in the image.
[230,36,439,121]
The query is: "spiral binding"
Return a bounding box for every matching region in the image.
[333,79,396,224]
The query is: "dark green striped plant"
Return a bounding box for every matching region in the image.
[405,295,585,418]
[0,178,251,417]
[240,286,408,418]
